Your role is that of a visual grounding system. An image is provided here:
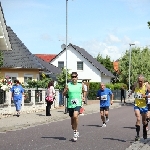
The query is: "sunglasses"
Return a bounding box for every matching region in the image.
[71,76,77,78]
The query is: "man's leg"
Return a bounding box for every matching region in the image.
[121,95,123,103]
[72,111,79,130]
[100,108,106,127]
[134,107,141,141]
[123,95,126,103]
[68,109,74,130]
[105,107,109,122]
[147,105,150,122]
[141,109,148,139]
[72,109,80,141]
[146,105,150,131]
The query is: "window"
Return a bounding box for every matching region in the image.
[36,74,39,81]
[5,73,18,82]
[24,74,33,83]
[58,61,64,68]
[77,61,83,70]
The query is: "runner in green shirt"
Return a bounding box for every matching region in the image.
[63,72,86,141]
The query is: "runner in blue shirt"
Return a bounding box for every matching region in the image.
[97,83,113,127]
[10,79,24,117]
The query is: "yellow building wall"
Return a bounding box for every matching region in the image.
[0,68,40,83]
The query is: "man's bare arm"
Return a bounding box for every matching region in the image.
[82,84,86,101]
[129,82,136,96]
[63,85,68,96]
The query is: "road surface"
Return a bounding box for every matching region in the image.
[0,105,142,150]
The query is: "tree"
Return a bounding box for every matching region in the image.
[96,53,120,83]
[55,68,71,91]
[26,74,51,89]
[148,21,150,29]
[119,47,150,86]
[96,53,114,72]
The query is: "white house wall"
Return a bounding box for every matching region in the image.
[101,74,111,84]
[51,47,102,82]
[0,7,11,50]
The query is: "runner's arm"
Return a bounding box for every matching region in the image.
[110,93,114,101]
[109,90,114,104]
[128,83,136,97]
[10,86,14,100]
[82,84,86,101]
[63,85,68,96]
[96,90,100,99]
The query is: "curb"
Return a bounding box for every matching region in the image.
[0,102,122,133]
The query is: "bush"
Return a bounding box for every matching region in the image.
[88,82,127,100]
[88,82,100,100]
[55,68,71,91]
[25,77,51,89]
[106,83,127,90]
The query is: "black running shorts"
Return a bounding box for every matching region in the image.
[68,106,81,117]
[100,106,109,111]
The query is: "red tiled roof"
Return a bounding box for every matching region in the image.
[113,61,119,72]
[35,54,57,62]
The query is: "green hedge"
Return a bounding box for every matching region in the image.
[88,82,127,100]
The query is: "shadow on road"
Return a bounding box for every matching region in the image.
[36,114,45,116]
[41,136,66,140]
[82,125,102,127]
[57,110,64,112]
[103,137,126,142]
[120,103,134,107]
[123,127,136,129]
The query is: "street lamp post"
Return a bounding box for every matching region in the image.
[128,43,135,91]
[64,0,68,114]
[66,0,68,86]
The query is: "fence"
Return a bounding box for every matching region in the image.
[0,89,6,105]
[87,90,127,100]
[0,88,60,114]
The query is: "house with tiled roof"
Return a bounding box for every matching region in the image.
[50,43,114,83]
[0,3,61,83]
[35,54,56,62]
[0,3,11,51]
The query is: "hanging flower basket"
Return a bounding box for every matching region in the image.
[0,77,12,91]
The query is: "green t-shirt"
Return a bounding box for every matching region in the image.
[67,82,82,108]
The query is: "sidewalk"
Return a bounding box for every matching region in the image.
[126,135,150,150]
[0,100,122,133]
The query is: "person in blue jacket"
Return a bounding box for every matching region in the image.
[10,79,24,117]
[97,83,113,127]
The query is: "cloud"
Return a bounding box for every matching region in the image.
[79,34,140,61]
[104,34,121,44]
[80,39,121,61]
[40,34,53,41]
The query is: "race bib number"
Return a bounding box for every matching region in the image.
[101,95,107,100]
[134,93,142,99]
[147,98,150,104]
[71,99,78,105]
[148,93,150,104]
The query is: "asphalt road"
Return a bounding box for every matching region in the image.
[0,105,139,150]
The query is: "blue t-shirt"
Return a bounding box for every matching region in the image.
[97,88,112,107]
[10,85,24,100]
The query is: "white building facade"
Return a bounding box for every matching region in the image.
[50,44,114,83]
